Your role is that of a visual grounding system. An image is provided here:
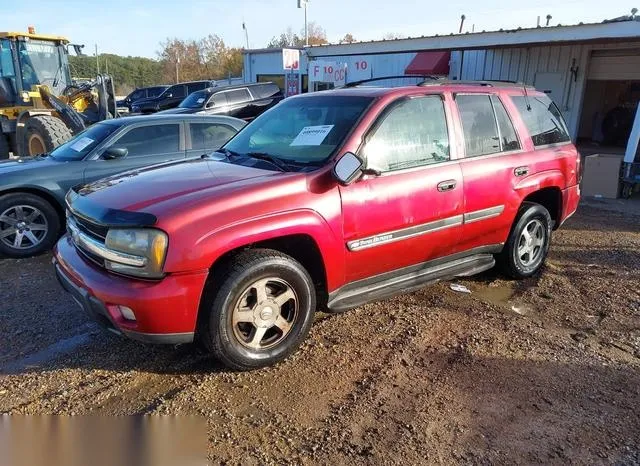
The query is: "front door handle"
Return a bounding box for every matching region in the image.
[514,166,529,177]
[437,180,457,192]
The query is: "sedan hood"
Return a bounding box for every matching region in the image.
[70,158,278,221]
[0,155,61,174]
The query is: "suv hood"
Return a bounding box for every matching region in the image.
[71,158,277,219]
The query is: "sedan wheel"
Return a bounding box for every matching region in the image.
[0,205,49,250]
[0,193,60,258]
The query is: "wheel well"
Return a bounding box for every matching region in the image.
[522,187,562,228]
[197,234,329,333]
[0,188,65,231]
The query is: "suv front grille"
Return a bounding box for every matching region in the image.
[72,214,108,241]
[67,212,107,268]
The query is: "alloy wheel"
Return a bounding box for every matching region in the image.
[0,205,49,250]
[517,219,545,267]
[232,277,298,350]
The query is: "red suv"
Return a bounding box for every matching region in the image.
[54,81,581,370]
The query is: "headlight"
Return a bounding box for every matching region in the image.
[104,228,168,279]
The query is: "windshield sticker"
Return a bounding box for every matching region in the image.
[197,98,205,104]
[70,136,94,152]
[290,125,334,146]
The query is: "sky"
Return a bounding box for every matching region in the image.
[2,0,636,58]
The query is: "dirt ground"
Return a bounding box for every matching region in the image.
[1,202,639,465]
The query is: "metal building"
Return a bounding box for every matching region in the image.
[243,16,640,147]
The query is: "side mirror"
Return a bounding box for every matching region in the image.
[333,152,364,185]
[165,92,173,98]
[102,147,128,160]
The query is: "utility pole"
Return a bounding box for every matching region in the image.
[298,0,309,46]
[242,21,249,49]
[175,56,180,83]
[95,43,99,74]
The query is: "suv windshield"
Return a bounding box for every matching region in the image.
[179,90,208,108]
[49,123,119,161]
[224,95,373,164]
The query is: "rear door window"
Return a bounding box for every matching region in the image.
[169,85,186,99]
[455,94,501,157]
[110,124,181,157]
[190,123,237,151]
[511,95,571,147]
[226,89,251,105]
[491,95,521,151]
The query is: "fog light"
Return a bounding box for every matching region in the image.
[118,305,136,321]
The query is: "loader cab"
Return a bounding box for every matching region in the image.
[0,32,71,108]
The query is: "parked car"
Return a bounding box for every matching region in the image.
[116,86,169,112]
[158,82,283,121]
[131,81,216,114]
[0,114,245,257]
[54,81,580,370]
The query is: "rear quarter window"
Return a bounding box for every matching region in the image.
[511,95,571,147]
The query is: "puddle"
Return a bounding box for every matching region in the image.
[473,282,536,317]
[0,323,98,374]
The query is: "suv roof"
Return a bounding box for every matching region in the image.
[293,81,543,100]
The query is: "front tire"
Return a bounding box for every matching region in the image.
[201,249,316,371]
[0,193,61,258]
[499,203,552,279]
[20,116,73,157]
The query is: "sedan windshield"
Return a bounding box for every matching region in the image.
[179,90,209,109]
[223,95,374,164]
[49,123,120,161]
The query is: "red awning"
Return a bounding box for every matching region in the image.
[405,51,450,76]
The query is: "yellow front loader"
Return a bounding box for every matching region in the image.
[0,29,117,159]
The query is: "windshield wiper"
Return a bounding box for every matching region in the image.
[245,152,290,172]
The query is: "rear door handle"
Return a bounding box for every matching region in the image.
[514,166,529,177]
[437,180,457,192]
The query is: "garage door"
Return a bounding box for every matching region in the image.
[588,49,640,80]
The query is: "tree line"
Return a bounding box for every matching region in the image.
[68,25,405,94]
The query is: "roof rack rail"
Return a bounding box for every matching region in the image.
[419,79,535,88]
[342,75,440,88]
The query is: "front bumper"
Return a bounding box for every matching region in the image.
[53,235,209,344]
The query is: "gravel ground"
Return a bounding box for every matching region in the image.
[1,203,639,464]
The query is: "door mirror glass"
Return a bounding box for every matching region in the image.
[102,147,128,160]
[333,152,364,185]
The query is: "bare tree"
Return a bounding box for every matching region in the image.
[339,33,356,44]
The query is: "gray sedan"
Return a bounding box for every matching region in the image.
[0,114,246,257]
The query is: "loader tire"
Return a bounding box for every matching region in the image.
[20,115,73,157]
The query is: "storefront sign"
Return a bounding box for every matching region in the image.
[309,61,347,86]
[283,49,300,71]
[348,59,371,82]
[285,73,300,97]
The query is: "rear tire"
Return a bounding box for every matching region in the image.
[201,249,316,371]
[20,116,73,157]
[0,193,61,258]
[499,203,552,279]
